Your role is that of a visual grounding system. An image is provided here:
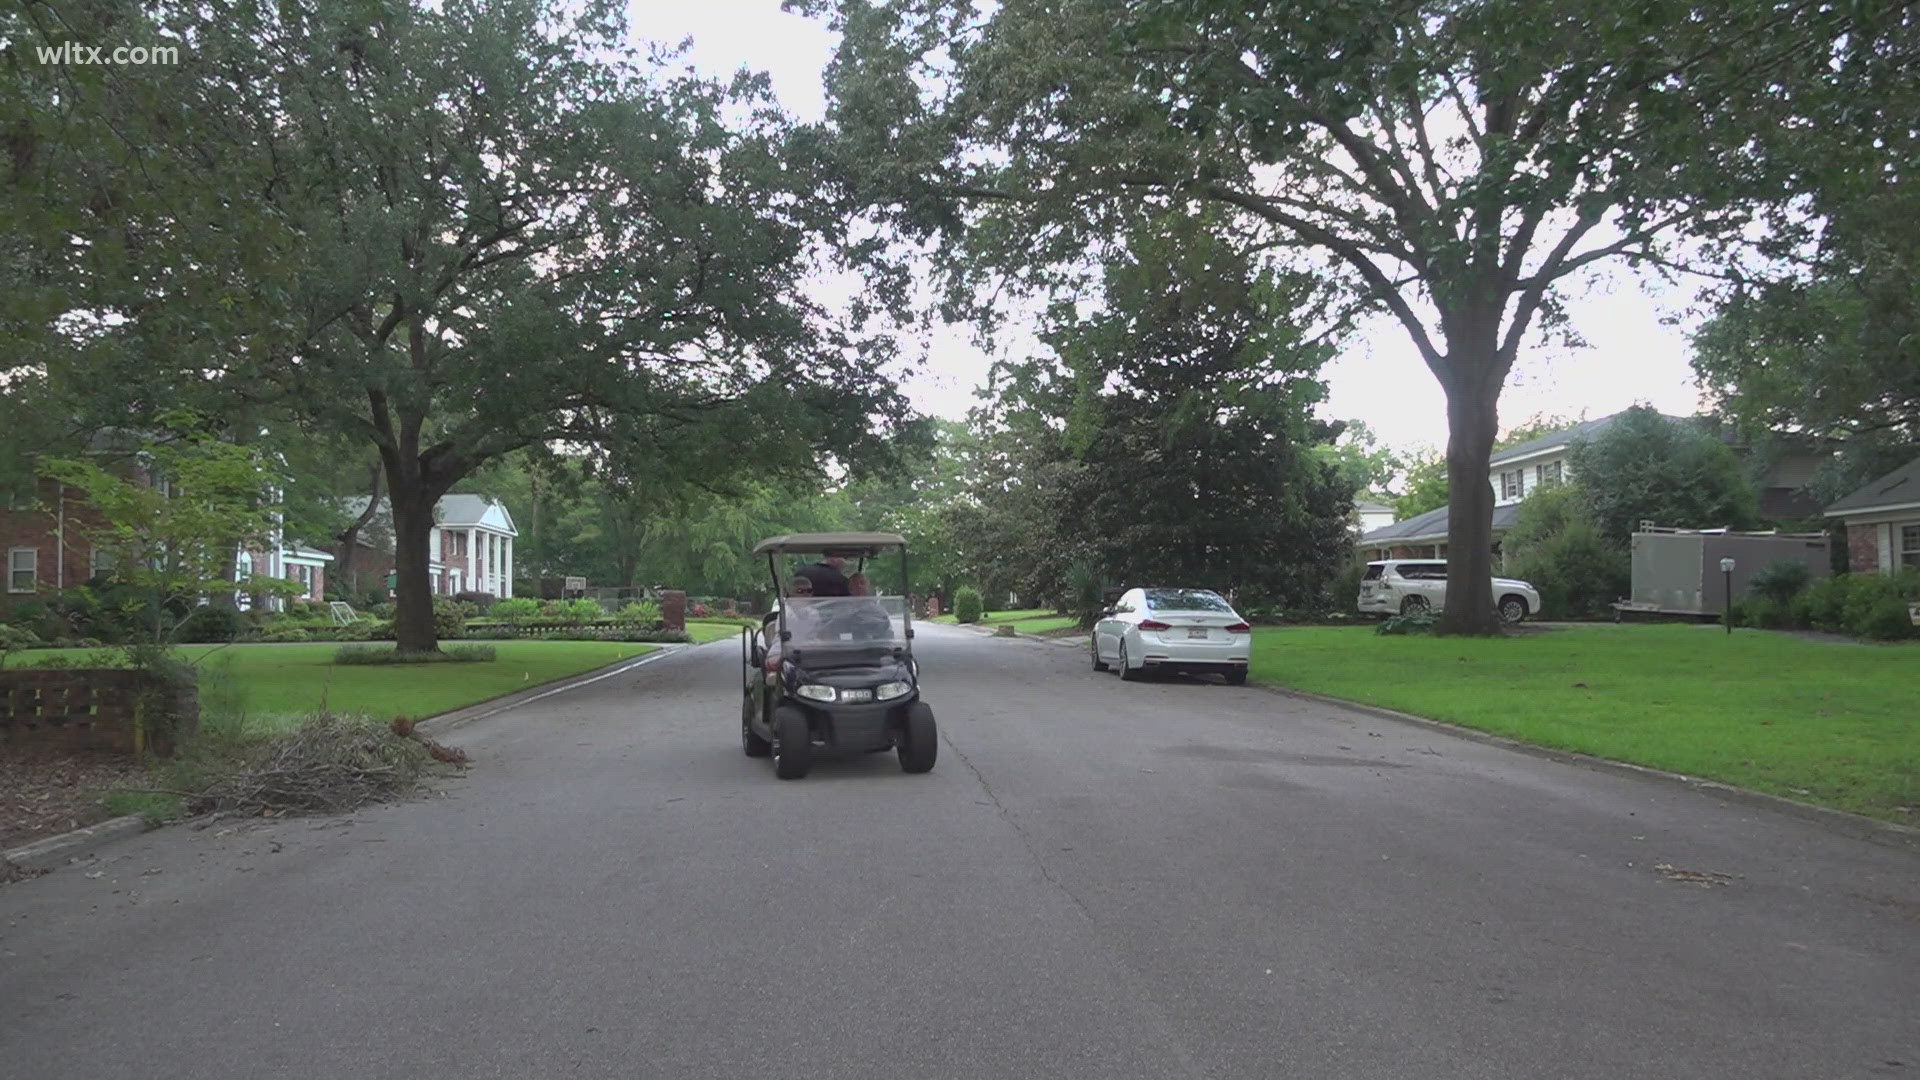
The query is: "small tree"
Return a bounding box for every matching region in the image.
[953,586,983,624]
[40,435,302,650]
[1503,483,1627,619]
[1569,408,1760,545]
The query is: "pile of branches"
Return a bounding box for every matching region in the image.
[184,714,463,817]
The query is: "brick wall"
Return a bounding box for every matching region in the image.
[0,669,199,755]
[1847,523,1879,573]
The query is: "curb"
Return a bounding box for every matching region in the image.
[3,640,713,880]
[1248,681,1920,850]
[415,641,698,737]
[3,814,153,874]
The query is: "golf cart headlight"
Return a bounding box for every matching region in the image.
[875,681,912,701]
[796,684,837,703]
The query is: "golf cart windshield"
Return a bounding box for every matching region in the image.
[781,595,909,653]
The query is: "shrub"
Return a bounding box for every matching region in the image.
[1063,558,1106,627]
[493,597,540,621]
[177,605,250,643]
[954,586,983,624]
[616,599,661,624]
[1859,597,1918,642]
[332,643,497,664]
[0,623,43,651]
[260,625,315,643]
[454,590,498,614]
[1376,612,1438,635]
[553,598,603,624]
[431,597,471,639]
[1747,560,1814,605]
[1326,560,1368,614]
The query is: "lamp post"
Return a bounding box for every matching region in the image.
[1720,556,1736,635]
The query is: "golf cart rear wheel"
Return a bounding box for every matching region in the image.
[772,704,812,780]
[742,693,771,757]
[898,701,937,774]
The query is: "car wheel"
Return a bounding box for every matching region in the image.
[1400,595,1430,616]
[1091,635,1109,672]
[1499,595,1529,624]
[742,693,771,757]
[1224,668,1247,686]
[1119,639,1143,682]
[897,701,937,774]
[771,704,811,780]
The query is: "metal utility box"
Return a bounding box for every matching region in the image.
[1625,526,1830,617]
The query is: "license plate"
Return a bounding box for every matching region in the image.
[840,688,873,703]
[1187,628,1209,639]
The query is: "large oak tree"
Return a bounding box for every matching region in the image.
[798,0,1886,631]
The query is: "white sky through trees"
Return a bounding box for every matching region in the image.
[630,0,1711,453]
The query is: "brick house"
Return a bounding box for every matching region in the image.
[1823,455,1920,574]
[331,493,517,598]
[2,471,330,611]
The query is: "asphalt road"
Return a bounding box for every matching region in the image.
[4,623,1918,1079]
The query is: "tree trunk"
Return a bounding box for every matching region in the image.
[388,483,440,653]
[1439,374,1503,635]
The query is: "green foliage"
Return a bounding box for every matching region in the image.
[39,432,295,646]
[333,644,498,665]
[1569,408,1759,545]
[0,624,44,652]
[1748,560,1814,605]
[1316,421,1403,499]
[617,600,662,625]
[260,625,316,643]
[1502,484,1630,619]
[1376,612,1438,636]
[1860,597,1919,642]
[1393,451,1450,520]
[492,597,540,621]
[953,587,983,625]
[547,599,604,624]
[177,605,251,644]
[431,598,472,641]
[1063,559,1106,628]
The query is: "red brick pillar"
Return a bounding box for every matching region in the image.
[660,590,687,632]
[926,596,941,618]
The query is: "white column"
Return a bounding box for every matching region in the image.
[465,528,476,592]
[503,537,513,597]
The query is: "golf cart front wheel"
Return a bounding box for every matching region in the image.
[898,701,937,774]
[772,704,812,780]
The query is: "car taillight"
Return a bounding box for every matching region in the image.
[1138,619,1172,631]
[1224,622,1250,633]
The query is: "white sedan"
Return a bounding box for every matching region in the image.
[1092,587,1252,685]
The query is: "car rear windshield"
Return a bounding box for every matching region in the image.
[1144,589,1232,612]
[1362,565,1384,580]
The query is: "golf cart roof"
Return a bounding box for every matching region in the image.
[752,532,907,556]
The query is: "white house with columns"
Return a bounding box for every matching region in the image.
[338,493,518,598]
[430,494,517,598]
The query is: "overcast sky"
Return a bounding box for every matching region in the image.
[630,0,1712,453]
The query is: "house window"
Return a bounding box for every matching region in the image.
[1501,470,1523,500]
[91,547,116,578]
[9,548,36,593]
[1536,460,1563,487]
[1902,524,1920,569]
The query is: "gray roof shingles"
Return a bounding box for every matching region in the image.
[1824,455,1920,516]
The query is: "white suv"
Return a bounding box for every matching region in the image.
[1357,560,1541,624]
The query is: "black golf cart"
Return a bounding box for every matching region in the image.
[739,532,936,780]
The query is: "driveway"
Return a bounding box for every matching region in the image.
[3,623,1916,1079]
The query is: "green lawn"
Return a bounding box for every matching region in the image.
[686,620,753,644]
[931,608,1055,625]
[1248,624,1920,820]
[996,614,1081,634]
[10,640,659,728]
